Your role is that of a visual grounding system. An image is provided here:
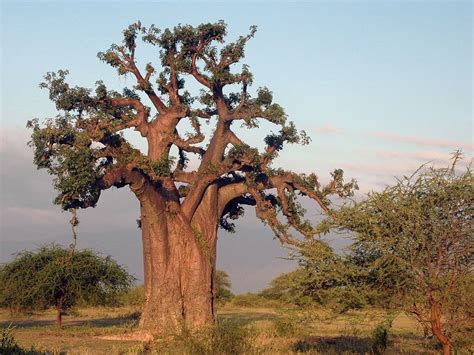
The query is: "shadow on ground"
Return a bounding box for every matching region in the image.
[0,312,140,329]
[2,310,277,329]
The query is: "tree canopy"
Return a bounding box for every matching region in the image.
[261,240,381,312]
[27,21,356,245]
[215,270,234,303]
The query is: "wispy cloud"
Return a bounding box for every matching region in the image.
[341,161,420,177]
[315,124,344,134]
[376,150,454,163]
[341,150,472,195]
[4,206,65,225]
[370,131,473,150]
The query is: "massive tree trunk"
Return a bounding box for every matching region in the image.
[137,184,218,335]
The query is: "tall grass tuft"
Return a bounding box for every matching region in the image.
[0,324,44,354]
[174,320,253,354]
[1,324,23,354]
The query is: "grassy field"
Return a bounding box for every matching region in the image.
[0,303,442,354]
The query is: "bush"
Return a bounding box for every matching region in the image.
[0,324,41,354]
[1,325,22,354]
[176,321,253,354]
[119,285,145,307]
[215,270,234,305]
[370,323,390,354]
[273,316,302,337]
[229,293,281,308]
[260,243,375,311]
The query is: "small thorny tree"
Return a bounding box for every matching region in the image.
[0,245,133,327]
[324,156,473,354]
[28,21,356,335]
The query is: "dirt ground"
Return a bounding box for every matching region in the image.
[0,305,441,354]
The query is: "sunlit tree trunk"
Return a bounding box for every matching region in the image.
[137,186,218,335]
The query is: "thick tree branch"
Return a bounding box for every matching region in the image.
[247,187,301,246]
[109,98,150,136]
[217,181,248,217]
[173,134,206,156]
[269,175,330,213]
[227,130,246,148]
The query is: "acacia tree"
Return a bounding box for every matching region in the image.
[324,158,473,354]
[261,240,374,311]
[28,21,356,334]
[0,245,133,326]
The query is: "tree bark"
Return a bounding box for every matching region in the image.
[430,302,451,355]
[55,302,63,327]
[137,185,218,335]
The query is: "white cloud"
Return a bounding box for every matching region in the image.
[370,131,473,151]
[376,150,455,163]
[315,124,344,134]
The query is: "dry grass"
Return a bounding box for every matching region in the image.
[0,305,445,354]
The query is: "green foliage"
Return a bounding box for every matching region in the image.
[264,122,310,154]
[191,225,211,265]
[176,320,253,355]
[0,324,41,354]
[229,293,281,308]
[262,240,372,311]
[0,245,134,314]
[272,316,302,337]
[149,154,175,177]
[219,201,245,233]
[370,324,389,354]
[227,145,260,165]
[1,324,22,354]
[327,157,474,348]
[267,158,473,352]
[119,285,145,307]
[27,116,109,209]
[215,270,234,304]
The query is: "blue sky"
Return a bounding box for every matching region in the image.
[1,0,472,292]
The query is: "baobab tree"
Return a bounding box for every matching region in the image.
[28,21,356,335]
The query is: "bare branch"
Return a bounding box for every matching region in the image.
[172,134,206,156]
[129,65,168,113]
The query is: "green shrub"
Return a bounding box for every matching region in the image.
[370,323,391,354]
[176,320,253,354]
[1,325,22,354]
[0,324,41,355]
[273,316,301,337]
[230,293,264,307]
[229,293,281,308]
[119,285,145,307]
[215,271,234,305]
